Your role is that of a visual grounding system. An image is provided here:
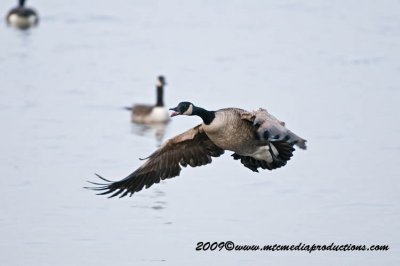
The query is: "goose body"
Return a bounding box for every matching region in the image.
[88,102,307,198]
[128,76,170,124]
[6,0,39,29]
[131,106,170,124]
[202,108,260,154]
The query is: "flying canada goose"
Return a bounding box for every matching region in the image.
[87,102,307,198]
[125,76,170,124]
[6,0,39,29]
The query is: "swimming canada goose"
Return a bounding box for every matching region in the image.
[126,76,170,124]
[87,102,307,198]
[6,0,39,29]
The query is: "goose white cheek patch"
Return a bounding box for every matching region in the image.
[183,104,193,115]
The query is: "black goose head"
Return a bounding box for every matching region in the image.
[169,102,194,117]
[19,0,26,7]
[157,76,166,87]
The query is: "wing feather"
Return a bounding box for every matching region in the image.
[243,108,307,149]
[132,104,154,116]
[86,124,224,197]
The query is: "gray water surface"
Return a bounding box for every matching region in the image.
[0,0,399,265]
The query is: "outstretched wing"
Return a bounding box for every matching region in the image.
[86,125,224,198]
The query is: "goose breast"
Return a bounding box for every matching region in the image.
[202,108,259,154]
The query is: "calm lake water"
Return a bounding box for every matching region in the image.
[0,0,399,265]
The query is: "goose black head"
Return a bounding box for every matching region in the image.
[157,76,166,87]
[169,101,194,117]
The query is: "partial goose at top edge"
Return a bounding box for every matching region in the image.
[87,101,307,198]
[6,0,39,29]
[125,76,170,124]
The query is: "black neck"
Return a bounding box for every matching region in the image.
[192,106,215,125]
[155,85,164,107]
[19,0,26,7]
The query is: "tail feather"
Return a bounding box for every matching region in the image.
[286,130,307,150]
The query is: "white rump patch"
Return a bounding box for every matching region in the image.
[8,13,37,28]
[250,144,279,163]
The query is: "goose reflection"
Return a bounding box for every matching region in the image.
[129,188,168,214]
[130,122,168,146]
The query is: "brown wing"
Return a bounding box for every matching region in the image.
[87,125,224,198]
[132,104,154,116]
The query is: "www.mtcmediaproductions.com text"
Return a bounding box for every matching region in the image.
[195,241,389,253]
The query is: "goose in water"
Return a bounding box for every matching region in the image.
[126,76,170,124]
[6,0,39,29]
[87,102,307,198]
